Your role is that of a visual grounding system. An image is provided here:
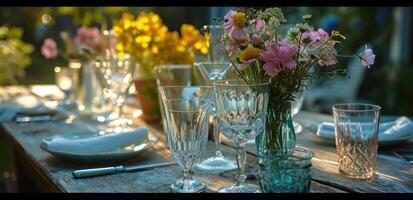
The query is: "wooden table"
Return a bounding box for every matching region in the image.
[0,85,412,193]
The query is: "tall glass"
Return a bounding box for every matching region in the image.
[194,62,237,173]
[54,66,78,105]
[155,64,192,132]
[332,103,381,180]
[214,79,269,193]
[95,54,135,131]
[165,99,210,193]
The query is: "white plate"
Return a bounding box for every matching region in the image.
[40,132,158,163]
[313,129,413,147]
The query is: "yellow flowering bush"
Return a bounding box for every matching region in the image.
[113,12,209,80]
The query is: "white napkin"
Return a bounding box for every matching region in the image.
[317,116,413,141]
[0,103,68,122]
[40,127,149,154]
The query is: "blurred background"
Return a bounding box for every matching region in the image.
[0,6,412,192]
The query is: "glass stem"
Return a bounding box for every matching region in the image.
[213,115,223,158]
[235,143,247,185]
[113,98,123,119]
[183,168,193,181]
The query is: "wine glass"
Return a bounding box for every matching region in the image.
[155,64,193,132]
[214,79,269,193]
[165,99,210,193]
[96,53,135,131]
[54,66,77,106]
[194,62,237,173]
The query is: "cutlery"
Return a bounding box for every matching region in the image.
[72,161,178,178]
[14,115,55,123]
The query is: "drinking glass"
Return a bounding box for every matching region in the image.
[96,54,135,131]
[214,79,269,193]
[156,64,192,131]
[332,103,381,180]
[291,86,306,133]
[54,66,78,105]
[196,25,228,63]
[165,99,210,193]
[194,62,237,173]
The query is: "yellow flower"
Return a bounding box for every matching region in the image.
[232,12,247,28]
[240,47,262,61]
[113,12,210,77]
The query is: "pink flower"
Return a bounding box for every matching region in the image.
[74,27,102,49]
[252,34,262,45]
[260,41,297,76]
[360,48,375,68]
[225,38,248,56]
[256,19,265,31]
[301,31,320,43]
[224,10,248,40]
[317,28,329,42]
[301,28,329,44]
[41,38,58,59]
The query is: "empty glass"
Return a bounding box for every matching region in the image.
[54,66,78,105]
[156,64,192,132]
[332,103,381,180]
[214,79,269,193]
[165,99,210,193]
[95,54,135,131]
[194,62,237,173]
[291,86,306,133]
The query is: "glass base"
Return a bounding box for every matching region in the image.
[194,156,237,173]
[339,168,375,180]
[170,178,205,193]
[293,122,303,134]
[218,183,261,193]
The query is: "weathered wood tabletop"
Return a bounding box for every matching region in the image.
[0,85,412,193]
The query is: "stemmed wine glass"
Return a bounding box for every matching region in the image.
[194,62,237,173]
[54,66,78,107]
[214,79,269,193]
[164,99,210,193]
[95,53,135,131]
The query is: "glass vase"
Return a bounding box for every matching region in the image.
[258,146,314,193]
[256,101,296,159]
[73,59,112,119]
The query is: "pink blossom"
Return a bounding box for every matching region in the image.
[256,19,265,31]
[259,41,297,76]
[41,38,58,59]
[225,38,248,56]
[239,59,256,70]
[301,31,320,43]
[224,10,248,40]
[361,48,375,68]
[317,28,329,42]
[252,34,262,45]
[301,28,329,44]
[74,27,102,49]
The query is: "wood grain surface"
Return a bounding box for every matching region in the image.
[1,85,412,193]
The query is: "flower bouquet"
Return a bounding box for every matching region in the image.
[41,27,116,115]
[216,8,375,192]
[112,12,209,122]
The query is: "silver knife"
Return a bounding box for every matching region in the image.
[72,161,177,178]
[15,115,54,123]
